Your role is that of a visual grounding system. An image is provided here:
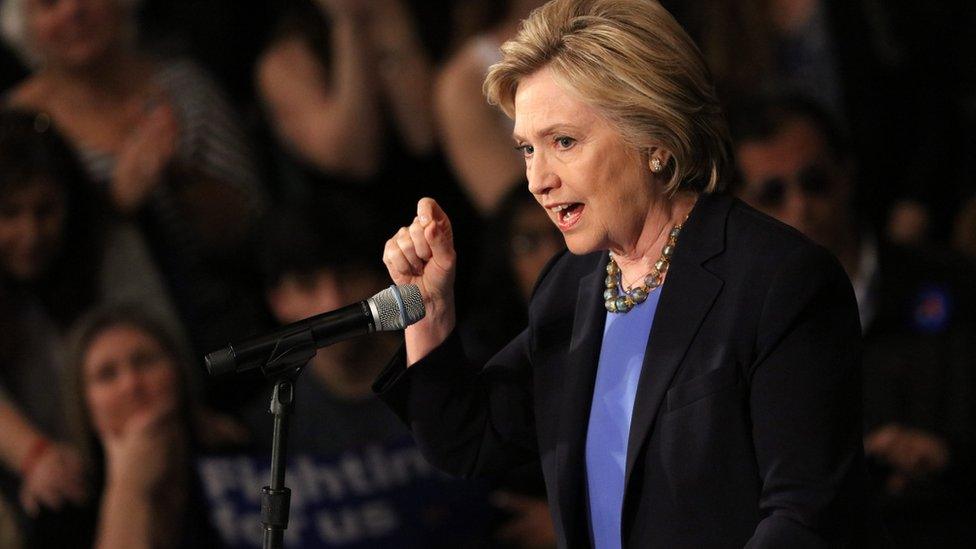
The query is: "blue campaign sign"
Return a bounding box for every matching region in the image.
[198,435,491,548]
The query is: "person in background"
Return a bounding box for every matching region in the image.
[731,93,976,547]
[243,197,405,458]
[254,0,479,306]
[27,305,227,548]
[461,183,563,365]
[457,184,560,548]
[0,109,98,531]
[434,0,546,216]
[663,0,972,241]
[0,0,270,411]
[257,0,435,183]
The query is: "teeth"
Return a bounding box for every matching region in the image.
[551,204,572,212]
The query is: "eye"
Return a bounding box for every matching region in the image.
[514,144,534,158]
[131,348,165,371]
[554,136,576,149]
[88,362,119,384]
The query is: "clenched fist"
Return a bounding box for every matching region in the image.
[383,198,456,365]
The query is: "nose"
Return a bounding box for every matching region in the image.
[116,366,146,399]
[782,185,812,231]
[526,154,559,197]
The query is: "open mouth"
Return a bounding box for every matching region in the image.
[550,203,584,230]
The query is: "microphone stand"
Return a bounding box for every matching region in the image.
[258,329,318,549]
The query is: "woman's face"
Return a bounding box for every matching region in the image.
[513,67,656,255]
[26,0,126,68]
[0,178,66,280]
[83,325,179,437]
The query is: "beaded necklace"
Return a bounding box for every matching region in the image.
[604,223,684,313]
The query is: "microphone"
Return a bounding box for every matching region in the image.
[205,284,425,376]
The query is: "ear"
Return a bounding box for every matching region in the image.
[646,146,671,174]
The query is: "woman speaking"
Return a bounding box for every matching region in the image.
[377,0,867,546]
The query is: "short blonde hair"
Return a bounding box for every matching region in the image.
[484,0,732,194]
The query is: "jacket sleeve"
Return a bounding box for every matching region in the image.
[372,326,538,479]
[745,244,868,548]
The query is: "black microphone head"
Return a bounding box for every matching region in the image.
[367,284,426,331]
[205,346,237,376]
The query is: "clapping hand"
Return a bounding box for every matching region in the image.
[111,100,180,214]
[19,443,87,516]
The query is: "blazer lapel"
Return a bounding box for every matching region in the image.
[554,253,609,546]
[623,194,731,491]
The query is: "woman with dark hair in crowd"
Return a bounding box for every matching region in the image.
[0,0,270,406]
[0,108,98,525]
[0,107,200,532]
[27,305,226,548]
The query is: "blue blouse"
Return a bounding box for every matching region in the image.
[584,287,662,548]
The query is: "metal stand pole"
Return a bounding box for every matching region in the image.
[258,328,315,549]
[262,377,296,549]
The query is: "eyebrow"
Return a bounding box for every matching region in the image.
[512,123,582,143]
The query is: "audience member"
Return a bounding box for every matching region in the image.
[254,0,479,306]
[731,94,976,547]
[663,0,971,236]
[461,183,562,364]
[434,0,546,216]
[460,184,560,549]
[27,305,227,548]
[255,0,450,210]
[0,109,97,531]
[0,0,271,408]
[244,198,404,457]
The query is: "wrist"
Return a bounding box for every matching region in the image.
[404,300,455,366]
[105,472,154,501]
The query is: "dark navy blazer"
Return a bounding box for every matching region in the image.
[374,192,869,548]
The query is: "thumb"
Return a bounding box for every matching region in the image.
[417,198,454,262]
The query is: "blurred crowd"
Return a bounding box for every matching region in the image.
[0,0,973,547]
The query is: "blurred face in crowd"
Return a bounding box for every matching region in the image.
[509,201,563,302]
[27,0,127,68]
[83,324,179,437]
[0,177,66,280]
[735,117,850,249]
[514,68,658,255]
[267,267,386,325]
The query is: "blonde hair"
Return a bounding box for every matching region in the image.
[484,0,732,194]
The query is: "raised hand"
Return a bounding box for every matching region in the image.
[383,197,457,364]
[102,400,180,497]
[111,100,180,214]
[18,442,87,516]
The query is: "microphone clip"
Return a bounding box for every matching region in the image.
[262,328,316,380]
